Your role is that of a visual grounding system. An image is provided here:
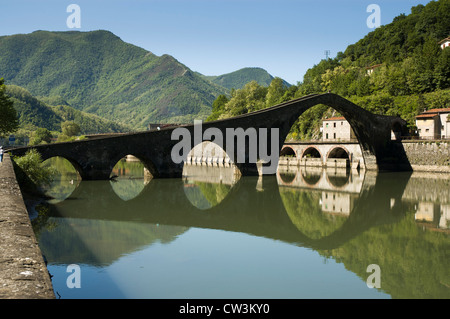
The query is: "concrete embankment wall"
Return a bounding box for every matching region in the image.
[0,154,54,299]
[402,141,450,173]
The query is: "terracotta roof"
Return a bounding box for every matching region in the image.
[439,37,450,44]
[365,64,383,70]
[323,116,346,121]
[416,113,439,119]
[422,108,450,114]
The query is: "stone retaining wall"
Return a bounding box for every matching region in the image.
[402,141,450,173]
[0,154,54,299]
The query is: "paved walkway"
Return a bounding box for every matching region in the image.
[0,154,54,299]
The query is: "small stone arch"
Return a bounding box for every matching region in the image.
[109,153,158,180]
[280,146,297,157]
[186,140,234,168]
[327,146,351,168]
[41,155,83,180]
[301,146,322,159]
[327,146,350,159]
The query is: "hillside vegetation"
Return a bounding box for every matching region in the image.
[208,0,450,139]
[4,84,131,144]
[201,67,290,90]
[0,30,228,129]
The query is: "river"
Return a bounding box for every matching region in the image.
[31,157,450,299]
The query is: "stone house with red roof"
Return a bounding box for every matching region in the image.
[415,108,450,139]
[322,116,356,141]
[439,37,450,50]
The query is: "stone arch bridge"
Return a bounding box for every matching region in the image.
[279,141,365,169]
[8,93,410,180]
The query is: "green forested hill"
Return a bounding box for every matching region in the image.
[208,0,450,139]
[0,30,227,129]
[5,84,131,134]
[201,67,291,90]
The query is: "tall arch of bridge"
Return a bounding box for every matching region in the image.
[9,93,411,180]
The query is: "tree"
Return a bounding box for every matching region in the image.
[0,78,18,137]
[12,149,56,192]
[207,95,229,121]
[30,128,52,145]
[61,121,81,137]
[226,81,267,115]
[266,77,287,107]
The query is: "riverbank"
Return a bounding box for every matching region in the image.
[0,154,54,299]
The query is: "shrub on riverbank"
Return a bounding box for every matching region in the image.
[12,149,56,195]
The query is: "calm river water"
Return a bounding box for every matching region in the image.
[32,158,450,299]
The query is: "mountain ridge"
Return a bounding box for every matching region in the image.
[0,29,290,131]
[0,30,226,130]
[199,67,291,90]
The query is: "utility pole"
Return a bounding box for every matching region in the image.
[324,50,331,60]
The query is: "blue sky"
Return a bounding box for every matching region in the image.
[0,0,432,84]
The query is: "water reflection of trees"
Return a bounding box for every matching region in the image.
[34,161,450,298]
[38,218,188,266]
[277,167,450,298]
[182,164,239,210]
[41,157,80,203]
[110,160,149,201]
[320,212,450,298]
[183,181,232,210]
[279,189,347,239]
[278,172,296,184]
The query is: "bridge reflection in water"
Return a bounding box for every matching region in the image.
[35,161,450,299]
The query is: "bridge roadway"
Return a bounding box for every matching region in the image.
[8,93,411,180]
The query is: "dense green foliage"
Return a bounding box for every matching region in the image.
[202,67,290,90]
[5,84,131,138]
[61,121,81,137]
[0,78,18,137]
[12,149,57,193]
[208,0,450,138]
[0,30,228,129]
[29,127,52,145]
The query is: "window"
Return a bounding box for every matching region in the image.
[333,133,336,139]
[425,129,429,132]
[341,121,343,125]
[333,122,336,128]
[326,133,329,139]
[326,123,329,127]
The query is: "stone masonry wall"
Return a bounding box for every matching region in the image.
[402,141,450,173]
[0,154,54,299]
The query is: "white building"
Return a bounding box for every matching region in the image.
[439,37,450,50]
[322,117,356,141]
[416,108,450,139]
